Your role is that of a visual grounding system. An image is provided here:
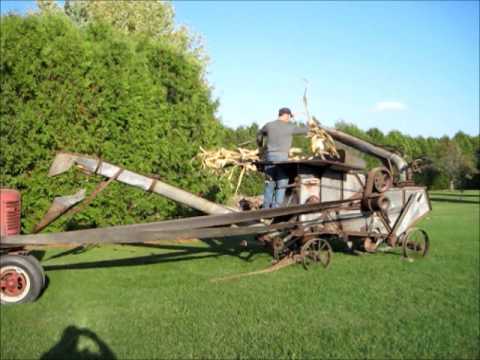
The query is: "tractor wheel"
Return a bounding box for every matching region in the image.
[402,228,429,260]
[25,254,46,287]
[0,255,44,305]
[300,238,332,270]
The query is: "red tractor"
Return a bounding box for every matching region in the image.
[1,189,45,304]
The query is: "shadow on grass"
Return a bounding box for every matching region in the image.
[41,325,116,360]
[43,236,266,272]
[429,192,479,198]
[41,233,408,272]
[30,249,46,261]
[429,197,479,204]
[43,244,99,261]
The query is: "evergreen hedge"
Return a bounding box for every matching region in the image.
[0,14,228,232]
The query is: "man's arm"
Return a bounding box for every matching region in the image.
[256,125,267,147]
[291,123,309,135]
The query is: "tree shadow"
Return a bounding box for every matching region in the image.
[43,236,265,272]
[428,192,479,198]
[429,197,479,204]
[40,326,116,360]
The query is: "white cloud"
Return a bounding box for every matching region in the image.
[371,101,407,112]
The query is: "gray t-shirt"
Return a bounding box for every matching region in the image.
[257,120,308,155]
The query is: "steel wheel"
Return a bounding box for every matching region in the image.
[272,237,286,261]
[300,238,332,269]
[402,228,429,260]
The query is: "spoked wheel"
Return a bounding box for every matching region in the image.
[272,237,286,262]
[402,228,429,260]
[1,255,44,305]
[300,238,332,270]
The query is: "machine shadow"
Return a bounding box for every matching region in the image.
[43,236,265,272]
[43,244,100,261]
[30,249,46,261]
[40,325,116,360]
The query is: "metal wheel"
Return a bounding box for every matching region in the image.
[402,228,429,260]
[363,237,377,253]
[300,238,332,269]
[272,237,286,261]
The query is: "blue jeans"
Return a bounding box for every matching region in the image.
[263,153,289,208]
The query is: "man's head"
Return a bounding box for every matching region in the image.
[278,107,293,122]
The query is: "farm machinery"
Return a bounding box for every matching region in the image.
[0,127,431,305]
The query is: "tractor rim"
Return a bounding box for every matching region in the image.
[0,266,31,303]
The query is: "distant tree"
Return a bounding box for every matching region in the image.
[437,141,476,190]
[335,121,370,141]
[366,128,385,144]
[36,0,61,12]
[453,131,474,154]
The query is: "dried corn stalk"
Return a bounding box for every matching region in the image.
[197,147,256,195]
[307,119,339,159]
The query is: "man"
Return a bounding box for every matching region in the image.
[257,107,309,208]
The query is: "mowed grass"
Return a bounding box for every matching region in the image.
[1,191,479,359]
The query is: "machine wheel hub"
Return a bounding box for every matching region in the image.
[0,266,29,300]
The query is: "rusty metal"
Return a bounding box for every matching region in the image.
[300,238,332,269]
[48,151,235,216]
[372,168,393,193]
[63,168,124,220]
[256,158,364,172]
[211,254,296,282]
[323,127,409,182]
[402,227,429,259]
[32,189,86,233]
[363,237,377,253]
[386,194,416,246]
[364,195,391,212]
[1,199,359,246]
[33,168,123,233]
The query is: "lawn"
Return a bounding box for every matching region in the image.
[1,190,479,359]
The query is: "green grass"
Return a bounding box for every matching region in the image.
[1,191,479,359]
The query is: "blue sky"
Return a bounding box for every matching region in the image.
[1,1,479,137]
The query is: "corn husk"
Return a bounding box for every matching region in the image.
[307,125,339,159]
